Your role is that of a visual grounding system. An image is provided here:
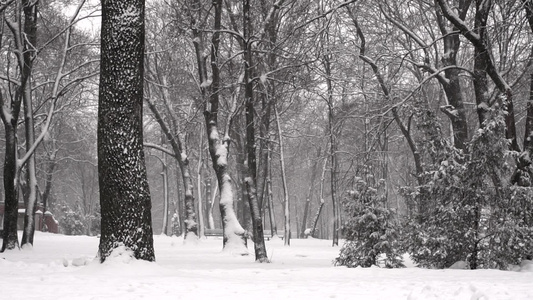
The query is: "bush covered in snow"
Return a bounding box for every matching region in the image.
[402,108,533,269]
[335,177,404,268]
[58,202,101,236]
[59,203,85,236]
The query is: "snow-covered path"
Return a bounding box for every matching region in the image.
[1,232,531,299]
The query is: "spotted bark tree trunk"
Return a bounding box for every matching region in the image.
[98,0,155,262]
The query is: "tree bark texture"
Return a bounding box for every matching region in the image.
[98,0,155,262]
[323,54,339,246]
[436,0,519,152]
[1,0,34,251]
[0,123,20,251]
[274,105,291,246]
[196,130,205,237]
[20,0,38,248]
[523,2,533,154]
[243,0,269,262]
[435,0,470,151]
[202,0,247,253]
[472,0,491,128]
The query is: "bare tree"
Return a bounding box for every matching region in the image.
[199,0,248,252]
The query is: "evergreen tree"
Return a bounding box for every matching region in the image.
[403,108,533,269]
[59,203,85,236]
[335,177,404,268]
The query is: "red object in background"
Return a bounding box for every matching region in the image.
[0,202,59,233]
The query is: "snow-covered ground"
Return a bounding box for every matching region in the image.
[1,232,531,300]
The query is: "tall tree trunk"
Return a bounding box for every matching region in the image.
[515,0,533,186]
[435,0,518,152]
[20,0,38,249]
[274,105,291,246]
[472,0,491,128]
[0,122,20,251]
[98,0,155,262]
[243,0,269,262]
[1,1,28,251]
[265,145,277,237]
[202,0,247,252]
[434,0,470,151]
[257,95,272,213]
[196,128,205,237]
[467,0,491,269]
[323,54,339,246]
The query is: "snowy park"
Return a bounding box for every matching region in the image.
[1,232,532,300]
[2,1,533,299]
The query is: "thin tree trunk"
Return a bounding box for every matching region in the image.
[204,0,246,251]
[266,146,277,237]
[274,105,291,246]
[21,83,38,248]
[323,53,339,246]
[267,176,278,237]
[196,127,205,237]
[161,163,169,235]
[514,1,533,186]
[310,157,328,238]
[175,163,185,236]
[243,0,269,262]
